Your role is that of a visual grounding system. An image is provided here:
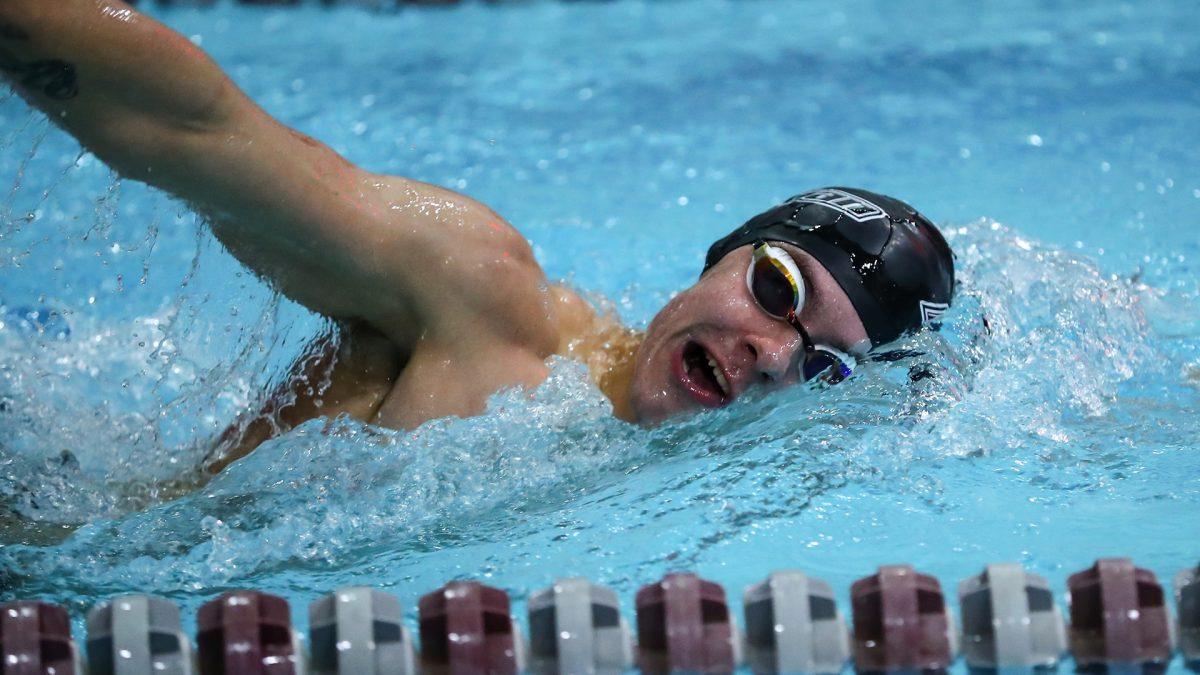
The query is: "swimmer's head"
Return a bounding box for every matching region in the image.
[628,187,955,423]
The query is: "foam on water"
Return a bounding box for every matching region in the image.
[1,0,1198,655]
[4,213,1196,617]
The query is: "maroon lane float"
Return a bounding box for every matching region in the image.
[635,572,740,674]
[417,580,524,675]
[850,564,957,673]
[0,601,81,675]
[196,591,304,675]
[1067,558,1174,673]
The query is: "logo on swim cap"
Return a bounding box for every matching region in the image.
[705,187,956,348]
[790,188,887,223]
[919,300,949,326]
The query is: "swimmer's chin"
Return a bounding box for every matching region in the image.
[624,385,726,427]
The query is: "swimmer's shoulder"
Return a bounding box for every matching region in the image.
[368,174,559,356]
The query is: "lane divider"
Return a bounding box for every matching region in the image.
[958,563,1066,672]
[2,559,1197,674]
[309,587,414,675]
[634,572,740,673]
[1067,559,1174,672]
[196,591,306,674]
[527,577,632,674]
[418,580,525,674]
[87,594,194,675]
[1179,563,1200,670]
[743,570,848,674]
[0,600,83,674]
[849,565,957,673]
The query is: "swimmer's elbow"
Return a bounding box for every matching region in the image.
[170,75,244,134]
[135,21,251,135]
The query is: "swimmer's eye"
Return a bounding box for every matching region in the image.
[747,242,805,319]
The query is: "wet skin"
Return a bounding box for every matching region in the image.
[1,0,869,478]
[211,241,869,470]
[629,242,870,423]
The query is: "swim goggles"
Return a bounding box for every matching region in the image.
[747,241,856,384]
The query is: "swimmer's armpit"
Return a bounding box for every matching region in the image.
[0,21,79,100]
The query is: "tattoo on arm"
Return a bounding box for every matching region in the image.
[0,22,79,100]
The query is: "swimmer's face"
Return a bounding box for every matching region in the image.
[629,243,870,424]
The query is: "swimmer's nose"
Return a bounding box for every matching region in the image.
[745,331,803,384]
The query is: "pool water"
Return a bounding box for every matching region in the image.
[1,0,1198,666]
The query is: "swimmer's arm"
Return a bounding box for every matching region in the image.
[0,1,347,303]
[207,322,405,473]
[0,0,504,331]
[205,331,345,476]
[0,0,229,152]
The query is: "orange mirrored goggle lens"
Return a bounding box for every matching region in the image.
[750,248,802,319]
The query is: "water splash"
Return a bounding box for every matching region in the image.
[3,206,1189,612]
[1,0,1198,633]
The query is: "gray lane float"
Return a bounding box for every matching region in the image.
[527,577,633,674]
[635,572,741,674]
[0,600,82,675]
[86,594,194,675]
[418,580,525,675]
[1067,558,1174,673]
[742,570,849,675]
[309,587,415,675]
[196,590,306,674]
[1178,564,1200,671]
[850,564,958,673]
[958,563,1066,673]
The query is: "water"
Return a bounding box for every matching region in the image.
[2,0,1199,666]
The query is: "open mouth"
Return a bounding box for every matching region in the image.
[679,340,731,407]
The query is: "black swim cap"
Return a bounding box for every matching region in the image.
[703,187,955,348]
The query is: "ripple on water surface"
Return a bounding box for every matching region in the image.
[3,219,1197,626]
[1,0,1198,648]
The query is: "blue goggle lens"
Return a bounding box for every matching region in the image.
[802,350,852,384]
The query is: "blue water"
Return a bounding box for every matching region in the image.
[2,0,1199,668]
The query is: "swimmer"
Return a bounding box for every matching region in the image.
[1,1,954,475]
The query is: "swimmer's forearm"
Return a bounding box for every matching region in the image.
[1,0,390,322]
[0,0,239,180]
[3,0,522,338]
